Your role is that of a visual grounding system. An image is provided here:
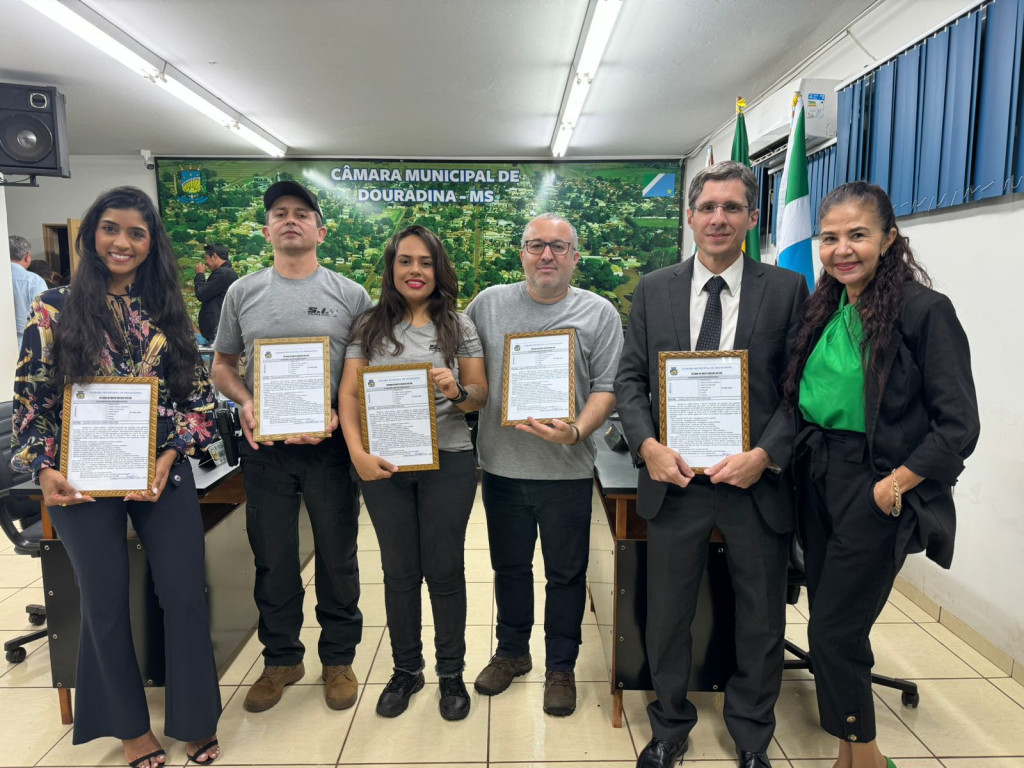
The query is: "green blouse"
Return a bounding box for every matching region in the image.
[799,290,867,432]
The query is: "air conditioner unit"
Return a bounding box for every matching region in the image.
[748,78,839,169]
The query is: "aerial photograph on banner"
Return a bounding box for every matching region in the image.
[156,159,681,323]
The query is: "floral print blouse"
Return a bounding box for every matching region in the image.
[12,285,216,477]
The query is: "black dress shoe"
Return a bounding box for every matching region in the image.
[375,670,424,717]
[636,737,689,767]
[738,751,772,768]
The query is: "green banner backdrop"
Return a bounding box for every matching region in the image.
[156,159,682,324]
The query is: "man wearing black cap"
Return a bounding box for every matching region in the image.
[212,181,371,713]
[193,243,237,344]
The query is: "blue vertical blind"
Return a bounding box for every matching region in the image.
[835,0,1024,215]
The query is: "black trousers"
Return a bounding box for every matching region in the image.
[360,450,476,676]
[481,472,592,670]
[241,434,362,666]
[799,429,904,743]
[48,460,221,744]
[645,479,790,752]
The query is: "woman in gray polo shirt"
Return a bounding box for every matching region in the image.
[339,225,487,721]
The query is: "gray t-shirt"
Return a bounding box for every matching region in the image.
[465,283,623,480]
[215,266,372,405]
[346,313,483,452]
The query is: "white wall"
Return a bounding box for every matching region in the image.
[686,0,1024,663]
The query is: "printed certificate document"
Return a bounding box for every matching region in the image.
[253,337,331,442]
[501,329,577,426]
[658,350,750,472]
[60,377,158,495]
[358,362,439,471]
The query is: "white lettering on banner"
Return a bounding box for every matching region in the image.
[331,166,521,185]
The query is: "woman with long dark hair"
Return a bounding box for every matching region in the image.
[12,187,221,767]
[784,182,979,768]
[339,224,487,720]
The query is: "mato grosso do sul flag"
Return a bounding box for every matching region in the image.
[776,92,814,289]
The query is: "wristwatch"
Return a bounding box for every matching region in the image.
[448,382,469,404]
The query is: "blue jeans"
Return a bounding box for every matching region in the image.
[481,472,592,671]
[360,450,476,676]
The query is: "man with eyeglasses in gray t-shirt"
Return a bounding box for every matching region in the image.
[464,213,623,717]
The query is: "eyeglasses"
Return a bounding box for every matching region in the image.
[692,203,750,217]
[523,239,573,256]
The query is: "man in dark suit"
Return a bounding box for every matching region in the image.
[194,243,238,344]
[615,161,808,768]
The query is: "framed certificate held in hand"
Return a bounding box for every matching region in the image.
[358,362,439,472]
[658,350,750,473]
[60,377,159,496]
[253,336,331,442]
[501,328,577,426]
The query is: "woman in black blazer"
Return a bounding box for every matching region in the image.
[783,182,979,768]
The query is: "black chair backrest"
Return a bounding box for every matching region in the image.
[0,399,39,520]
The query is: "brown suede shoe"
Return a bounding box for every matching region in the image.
[322,664,358,710]
[243,663,305,712]
[543,669,576,716]
[473,652,532,695]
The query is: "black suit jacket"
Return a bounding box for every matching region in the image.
[803,281,980,567]
[194,262,238,340]
[615,255,809,533]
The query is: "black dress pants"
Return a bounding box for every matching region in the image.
[799,429,904,743]
[645,479,790,752]
[48,460,221,744]
[241,435,362,666]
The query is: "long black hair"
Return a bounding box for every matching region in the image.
[52,186,200,402]
[783,181,931,408]
[353,225,463,366]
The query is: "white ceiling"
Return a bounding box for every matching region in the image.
[1,0,878,160]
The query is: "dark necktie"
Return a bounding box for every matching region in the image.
[695,276,726,351]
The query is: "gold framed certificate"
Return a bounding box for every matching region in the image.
[60,377,159,496]
[358,362,439,472]
[658,350,750,473]
[253,336,331,442]
[500,328,577,426]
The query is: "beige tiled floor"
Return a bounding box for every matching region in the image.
[1,488,1023,767]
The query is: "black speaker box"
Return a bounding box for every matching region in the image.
[0,83,71,178]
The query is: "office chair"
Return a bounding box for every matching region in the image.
[0,400,48,664]
[785,534,920,707]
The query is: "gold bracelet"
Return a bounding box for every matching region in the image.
[890,469,902,517]
[570,425,581,445]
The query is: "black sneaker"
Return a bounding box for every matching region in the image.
[438,674,471,721]
[375,670,425,718]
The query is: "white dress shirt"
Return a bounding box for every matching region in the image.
[689,255,744,350]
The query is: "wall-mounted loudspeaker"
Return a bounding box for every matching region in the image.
[0,83,71,178]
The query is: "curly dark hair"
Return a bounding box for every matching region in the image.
[353,225,463,367]
[782,181,931,409]
[52,186,200,402]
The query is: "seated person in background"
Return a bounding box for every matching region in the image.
[27,258,64,288]
[339,225,487,721]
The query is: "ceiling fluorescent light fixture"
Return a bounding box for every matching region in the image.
[550,0,623,157]
[22,0,288,157]
[22,0,159,77]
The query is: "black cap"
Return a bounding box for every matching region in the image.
[263,181,323,221]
